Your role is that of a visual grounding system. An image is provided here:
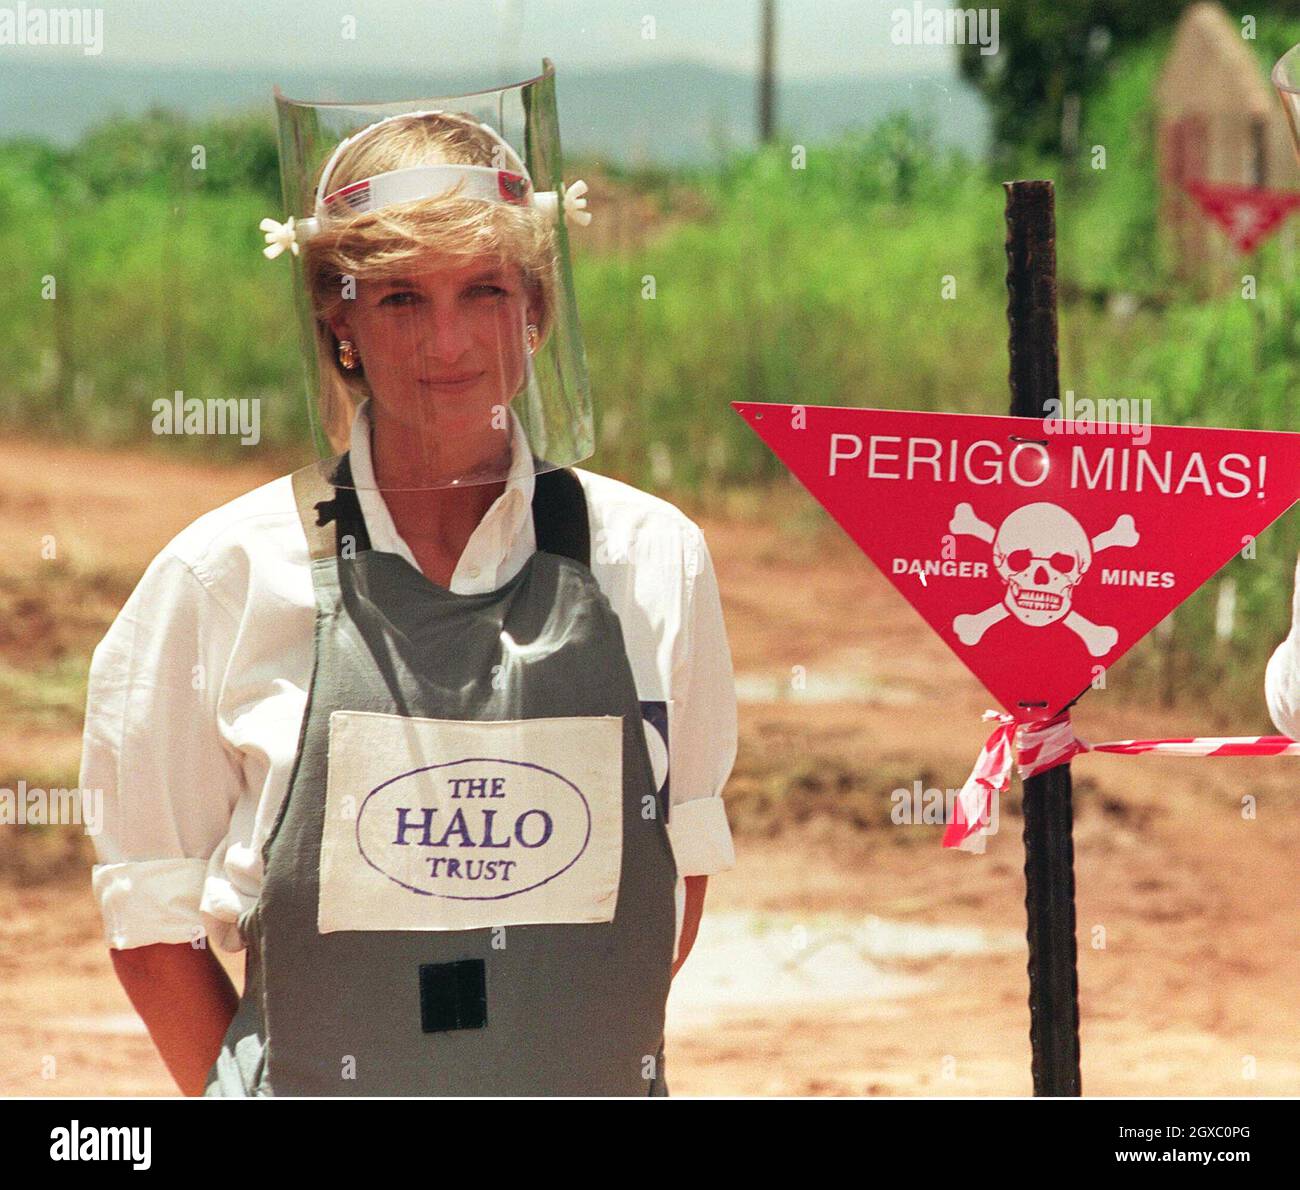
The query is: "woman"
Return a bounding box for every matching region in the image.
[80,67,738,1096]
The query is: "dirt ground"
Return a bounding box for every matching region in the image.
[0,438,1297,1097]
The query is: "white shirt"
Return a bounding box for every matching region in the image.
[1266,564,1300,736]
[81,402,737,958]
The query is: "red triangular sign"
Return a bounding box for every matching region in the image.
[1183,179,1300,253]
[734,402,1300,720]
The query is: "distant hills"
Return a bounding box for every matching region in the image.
[1,58,989,163]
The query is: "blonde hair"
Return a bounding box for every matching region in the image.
[303,111,558,449]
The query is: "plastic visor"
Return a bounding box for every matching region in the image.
[1274,44,1300,164]
[271,60,593,491]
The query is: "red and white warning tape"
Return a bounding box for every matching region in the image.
[944,710,1300,853]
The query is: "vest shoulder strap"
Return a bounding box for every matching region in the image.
[290,458,340,563]
[532,466,590,568]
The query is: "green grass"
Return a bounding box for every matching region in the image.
[0,657,89,732]
[4,30,1300,717]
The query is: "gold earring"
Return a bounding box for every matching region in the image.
[338,339,360,370]
[526,324,539,354]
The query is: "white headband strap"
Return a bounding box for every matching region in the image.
[259,107,590,260]
[313,109,529,216]
[322,163,532,216]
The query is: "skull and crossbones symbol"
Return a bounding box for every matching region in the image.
[948,501,1139,657]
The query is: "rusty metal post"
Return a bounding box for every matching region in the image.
[1004,179,1083,1096]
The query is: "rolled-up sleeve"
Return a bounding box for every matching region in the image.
[666,522,738,876]
[1266,635,1300,738]
[1265,555,1300,739]
[80,550,244,949]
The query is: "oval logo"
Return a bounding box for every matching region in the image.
[355,757,593,902]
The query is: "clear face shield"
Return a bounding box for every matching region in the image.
[263,60,593,491]
[1274,45,1300,163]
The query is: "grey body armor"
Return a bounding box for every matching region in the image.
[204,455,678,1096]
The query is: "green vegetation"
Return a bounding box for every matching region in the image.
[3,25,1300,719]
[958,2,1300,156]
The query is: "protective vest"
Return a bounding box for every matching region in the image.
[204,454,678,1096]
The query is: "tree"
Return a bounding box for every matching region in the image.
[955,0,1286,158]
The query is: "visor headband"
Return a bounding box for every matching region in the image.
[259,108,590,260]
[322,163,533,215]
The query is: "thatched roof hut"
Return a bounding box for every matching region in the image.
[1155,2,1299,287]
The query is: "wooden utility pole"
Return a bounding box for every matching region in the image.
[758,0,776,144]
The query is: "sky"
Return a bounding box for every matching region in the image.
[9,0,957,79]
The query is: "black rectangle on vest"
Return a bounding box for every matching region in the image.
[419,959,488,1033]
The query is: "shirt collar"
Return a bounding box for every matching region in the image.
[347,398,536,566]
